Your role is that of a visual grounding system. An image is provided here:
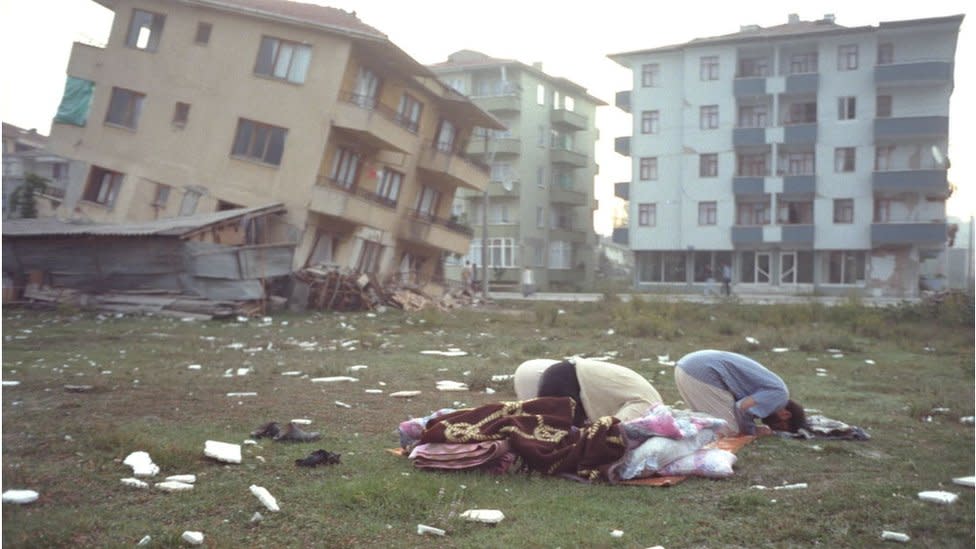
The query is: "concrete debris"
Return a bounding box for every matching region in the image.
[123,451,160,477]
[120,478,149,489]
[250,484,280,512]
[64,384,94,392]
[917,490,958,504]
[460,509,505,524]
[155,481,194,492]
[952,476,975,487]
[21,284,250,319]
[166,474,197,484]
[335,401,352,408]
[881,531,910,543]
[960,416,975,425]
[204,440,242,464]
[227,392,257,397]
[421,349,468,357]
[181,531,205,545]
[773,483,808,490]
[2,489,39,504]
[365,389,384,394]
[416,524,446,536]
[745,336,759,345]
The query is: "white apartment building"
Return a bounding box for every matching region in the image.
[430,50,604,291]
[609,14,963,297]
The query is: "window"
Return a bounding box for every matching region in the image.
[536,84,546,106]
[777,200,812,224]
[698,201,717,225]
[640,110,659,134]
[352,67,381,108]
[172,102,190,127]
[838,45,858,71]
[549,240,572,269]
[737,201,770,225]
[329,147,360,188]
[488,202,512,224]
[105,87,145,129]
[552,169,572,189]
[195,22,212,45]
[700,153,718,177]
[700,56,719,80]
[833,198,854,223]
[874,198,893,222]
[434,119,456,152]
[877,43,893,65]
[700,105,719,130]
[641,63,660,87]
[446,78,465,94]
[737,153,767,177]
[834,147,856,172]
[787,102,816,124]
[152,183,171,208]
[469,238,516,268]
[876,95,892,118]
[638,203,656,227]
[125,9,165,52]
[231,119,287,165]
[83,166,123,207]
[639,157,658,180]
[738,105,768,128]
[377,168,402,206]
[827,251,865,284]
[355,240,383,274]
[784,152,815,175]
[838,97,856,120]
[875,145,894,171]
[536,166,545,188]
[564,96,575,112]
[254,36,311,84]
[738,57,769,77]
[396,93,423,133]
[552,90,561,110]
[536,206,545,228]
[490,162,512,182]
[179,188,202,215]
[790,52,817,74]
[415,186,441,217]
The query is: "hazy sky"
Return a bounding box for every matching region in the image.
[1,0,971,233]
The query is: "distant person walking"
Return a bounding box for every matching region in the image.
[461,261,473,295]
[721,263,732,296]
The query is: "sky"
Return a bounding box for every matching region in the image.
[1,0,971,235]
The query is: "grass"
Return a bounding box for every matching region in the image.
[2,298,974,548]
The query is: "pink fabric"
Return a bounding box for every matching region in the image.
[409,440,513,473]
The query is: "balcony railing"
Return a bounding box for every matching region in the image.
[315,176,398,209]
[408,209,474,237]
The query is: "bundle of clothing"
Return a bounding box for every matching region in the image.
[777,414,871,441]
[397,398,737,483]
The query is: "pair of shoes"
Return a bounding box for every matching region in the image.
[273,422,321,442]
[250,421,281,439]
[295,449,342,467]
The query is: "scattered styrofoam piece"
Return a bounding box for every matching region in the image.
[491,374,514,382]
[917,490,958,504]
[826,348,841,353]
[881,531,910,542]
[390,391,421,398]
[773,483,808,490]
[416,524,446,536]
[166,474,196,484]
[485,387,496,394]
[436,381,469,392]
[2,380,21,386]
[420,350,468,357]
[610,530,624,538]
[960,416,975,425]
[250,511,263,524]
[290,419,312,425]
[460,509,504,524]
[249,485,280,512]
[226,392,257,397]
[236,368,251,376]
[187,364,202,370]
[772,347,789,353]
[2,489,39,504]
[281,371,303,376]
[123,451,160,477]
[137,535,152,545]
[335,401,352,408]
[745,336,759,345]
[204,440,242,464]
[864,359,876,365]
[348,365,368,372]
[951,476,975,488]
[155,481,194,492]
[310,376,358,383]
[365,389,384,394]
[120,478,149,489]
[181,531,204,545]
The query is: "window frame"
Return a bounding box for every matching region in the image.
[105,87,145,130]
[231,118,288,166]
[639,157,658,181]
[833,198,854,224]
[125,9,166,52]
[253,35,312,84]
[396,93,423,133]
[637,203,656,227]
[698,201,717,225]
[329,146,361,188]
[834,147,856,172]
[172,101,190,127]
[876,95,892,118]
[195,22,212,45]
[699,153,718,178]
[700,56,719,81]
[83,166,124,207]
[640,110,659,134]
[837,44,859,71]
[641,63,660,87]
[700,105,719,130]
[837,96,856,121]
[376,168,402,206]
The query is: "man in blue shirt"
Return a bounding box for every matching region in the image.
[675,350,806,436]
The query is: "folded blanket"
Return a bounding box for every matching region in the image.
[410,440,514,474]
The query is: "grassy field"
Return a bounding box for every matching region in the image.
[2,296,974,548]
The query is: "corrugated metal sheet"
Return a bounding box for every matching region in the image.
[2,204,284,238]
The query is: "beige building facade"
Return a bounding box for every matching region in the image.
[48,0,501,285]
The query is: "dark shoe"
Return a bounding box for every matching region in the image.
[250,421,281,439]
[274,422,321,442]
[295,449,341,467]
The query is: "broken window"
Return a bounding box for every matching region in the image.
[254,36,311,84]
[231,118,287,166]
[83,166,123,207]
[106,87,145,129]
[355,240,383,273]
[126,9,166,52]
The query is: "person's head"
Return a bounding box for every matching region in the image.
[762,399,807,432]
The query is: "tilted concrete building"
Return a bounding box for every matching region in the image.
[429,50,604,291]
[609,14,963,297]
[47,0,502,286]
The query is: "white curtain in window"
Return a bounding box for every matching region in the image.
[287,46,311,83]
[273,43,294,79]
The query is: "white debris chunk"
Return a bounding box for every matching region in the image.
[491,374,514,382]
[774,483,808,490]
[365,389,384,394]
[120,478,149,489]
[187,364,202,370]
[166,474,197,484]
[485,387,496,395]
[236,368,251,376]
[3,380,22,386]
[281,371,303,376]
[960,416,975,425]
[181,531,204,545]
[460,509,505,524]
[610,529,624,538]
[881,531,910,542]
[123,451,160,477]
[436,380,469,392]
[917,490,958,504]
[2,489,39,504]
[420,350,468,357]
[348,365,369,372]
[249,485,280,512]
[250,512,264,524]
[310,376,359,383]
[290,419,312,425]
[416,524,446,536]
[155,481,194,492]
[226,392,257,397]
[204,440,242,464]
[390,390,422,398]
[745,336,759,345]
[952,476,975,487]
[772,347,789,353]
[137,535,152,545]
[864,359,876,365]
[335,401,352,408]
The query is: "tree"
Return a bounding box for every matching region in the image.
[8,173,48,219]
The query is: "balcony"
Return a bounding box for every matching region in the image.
[733,177,765,195]
[875,61,953,86]
[550,148,587,168]
[611,226,628,245]
[784,123,817,144]
[614,181,629,201]
[309,178,398,229]
[332,91,418,153]
[785,73,819,94]
[615,90,631,113]
[416,142,491,192]
[614,136,631,157]
[731,226,763,244]
[783,175,816,194]
[398,210,473,255]
[465,136,520,157]
[551,109,588,132]
[872,169,948,195]
[874,116,949,140]
[549,227,587,243]
[66,43,104,80]
[550,186,587,206]
[781,224,814,244]
[733,127,765,146]
[734,78,766,97]
[474,94,520,114]
[871,222,947,246]
[486,180,521,197]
